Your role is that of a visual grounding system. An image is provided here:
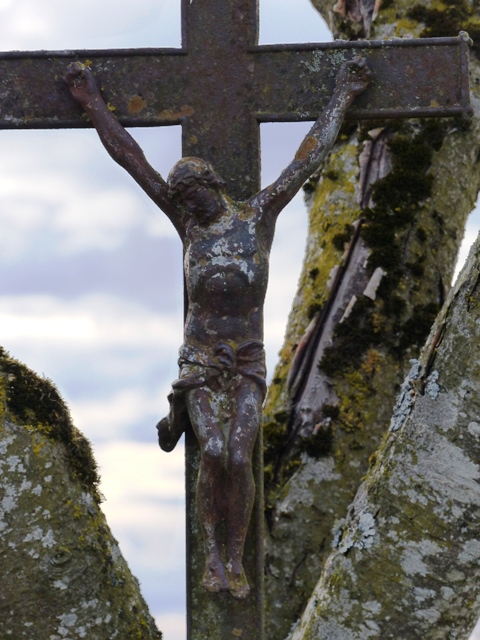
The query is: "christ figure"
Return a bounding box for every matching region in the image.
[65,57,370,599]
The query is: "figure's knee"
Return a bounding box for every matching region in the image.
[229,450,252,476]
[202,438,224,469]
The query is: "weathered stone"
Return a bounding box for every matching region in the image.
[288,228,480,639]
[0,349,161,640]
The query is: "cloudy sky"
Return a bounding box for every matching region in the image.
[0,1,479,638]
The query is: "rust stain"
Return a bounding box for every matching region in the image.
[295,136,317,161]
[232,629,243,637]
[128,95,147,115]
[157,104,195,120]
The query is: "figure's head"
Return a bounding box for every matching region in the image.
[168,157,227,223]
[168,157,226,196]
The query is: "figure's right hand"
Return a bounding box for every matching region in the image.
[64,62,100,105]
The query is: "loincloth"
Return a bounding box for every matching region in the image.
[156,340,266,452]
[174,340,266,395]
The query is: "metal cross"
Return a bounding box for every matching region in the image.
[0,1,471,638]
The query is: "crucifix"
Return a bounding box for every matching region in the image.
[0,1,471,638]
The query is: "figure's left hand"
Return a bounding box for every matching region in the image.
[64,62,100,106]
[337,56,372,98]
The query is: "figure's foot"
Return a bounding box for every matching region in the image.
[202,557,230,594]
[226,561,250,599]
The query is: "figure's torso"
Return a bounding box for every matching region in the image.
[183,203,270,348]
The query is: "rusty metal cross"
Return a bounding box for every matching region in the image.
[0,1,471,639]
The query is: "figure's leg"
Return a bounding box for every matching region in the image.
[226,380,263,599]
[185,386,229,593]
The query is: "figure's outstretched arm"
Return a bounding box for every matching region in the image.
[64,62,184,237]
[249,57,371,221]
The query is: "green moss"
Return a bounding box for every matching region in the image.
[332,224,355,252]
[263,416,289,490]
[323,404,340,419]
[307,302,323,320]
[408,2,480,48]
[405,260,425,278]
[264,418,288,456]
[0,346,101,500]
[319,297,377,376]
[416,227,428,243]
[300,424,334,458]
[282,458,301,477]
[363,123,448,275]
[318,121,449,380]
[324,169,339,181]
[128,615,157,640]
[264,109,462,529]
[264,116,453,516]
[394,302,441,356]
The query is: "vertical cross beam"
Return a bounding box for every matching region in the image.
[182,0,260,198]
[181,2,265,637]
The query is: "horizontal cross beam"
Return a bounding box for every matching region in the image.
[0,36,470,128]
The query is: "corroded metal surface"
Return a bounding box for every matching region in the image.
[252,36,471,121]
[0,36,470,125]
[0,34,471,199]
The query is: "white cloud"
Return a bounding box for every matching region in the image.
[54,189,144,253]
[0,294,182,348]
[0,0,181,50]
[93,441,186,630]
[0,293,182,440]
[0,0,328,52]
[259,0,331,45]
[95,440,184,502]
[7,2,51,42]
[70,386,173,444]
[156,613,186,640]
[0,131,174,258]
[95,440,186,572]
[0,309,94,342]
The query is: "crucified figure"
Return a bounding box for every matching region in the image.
[64,58,370,599]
